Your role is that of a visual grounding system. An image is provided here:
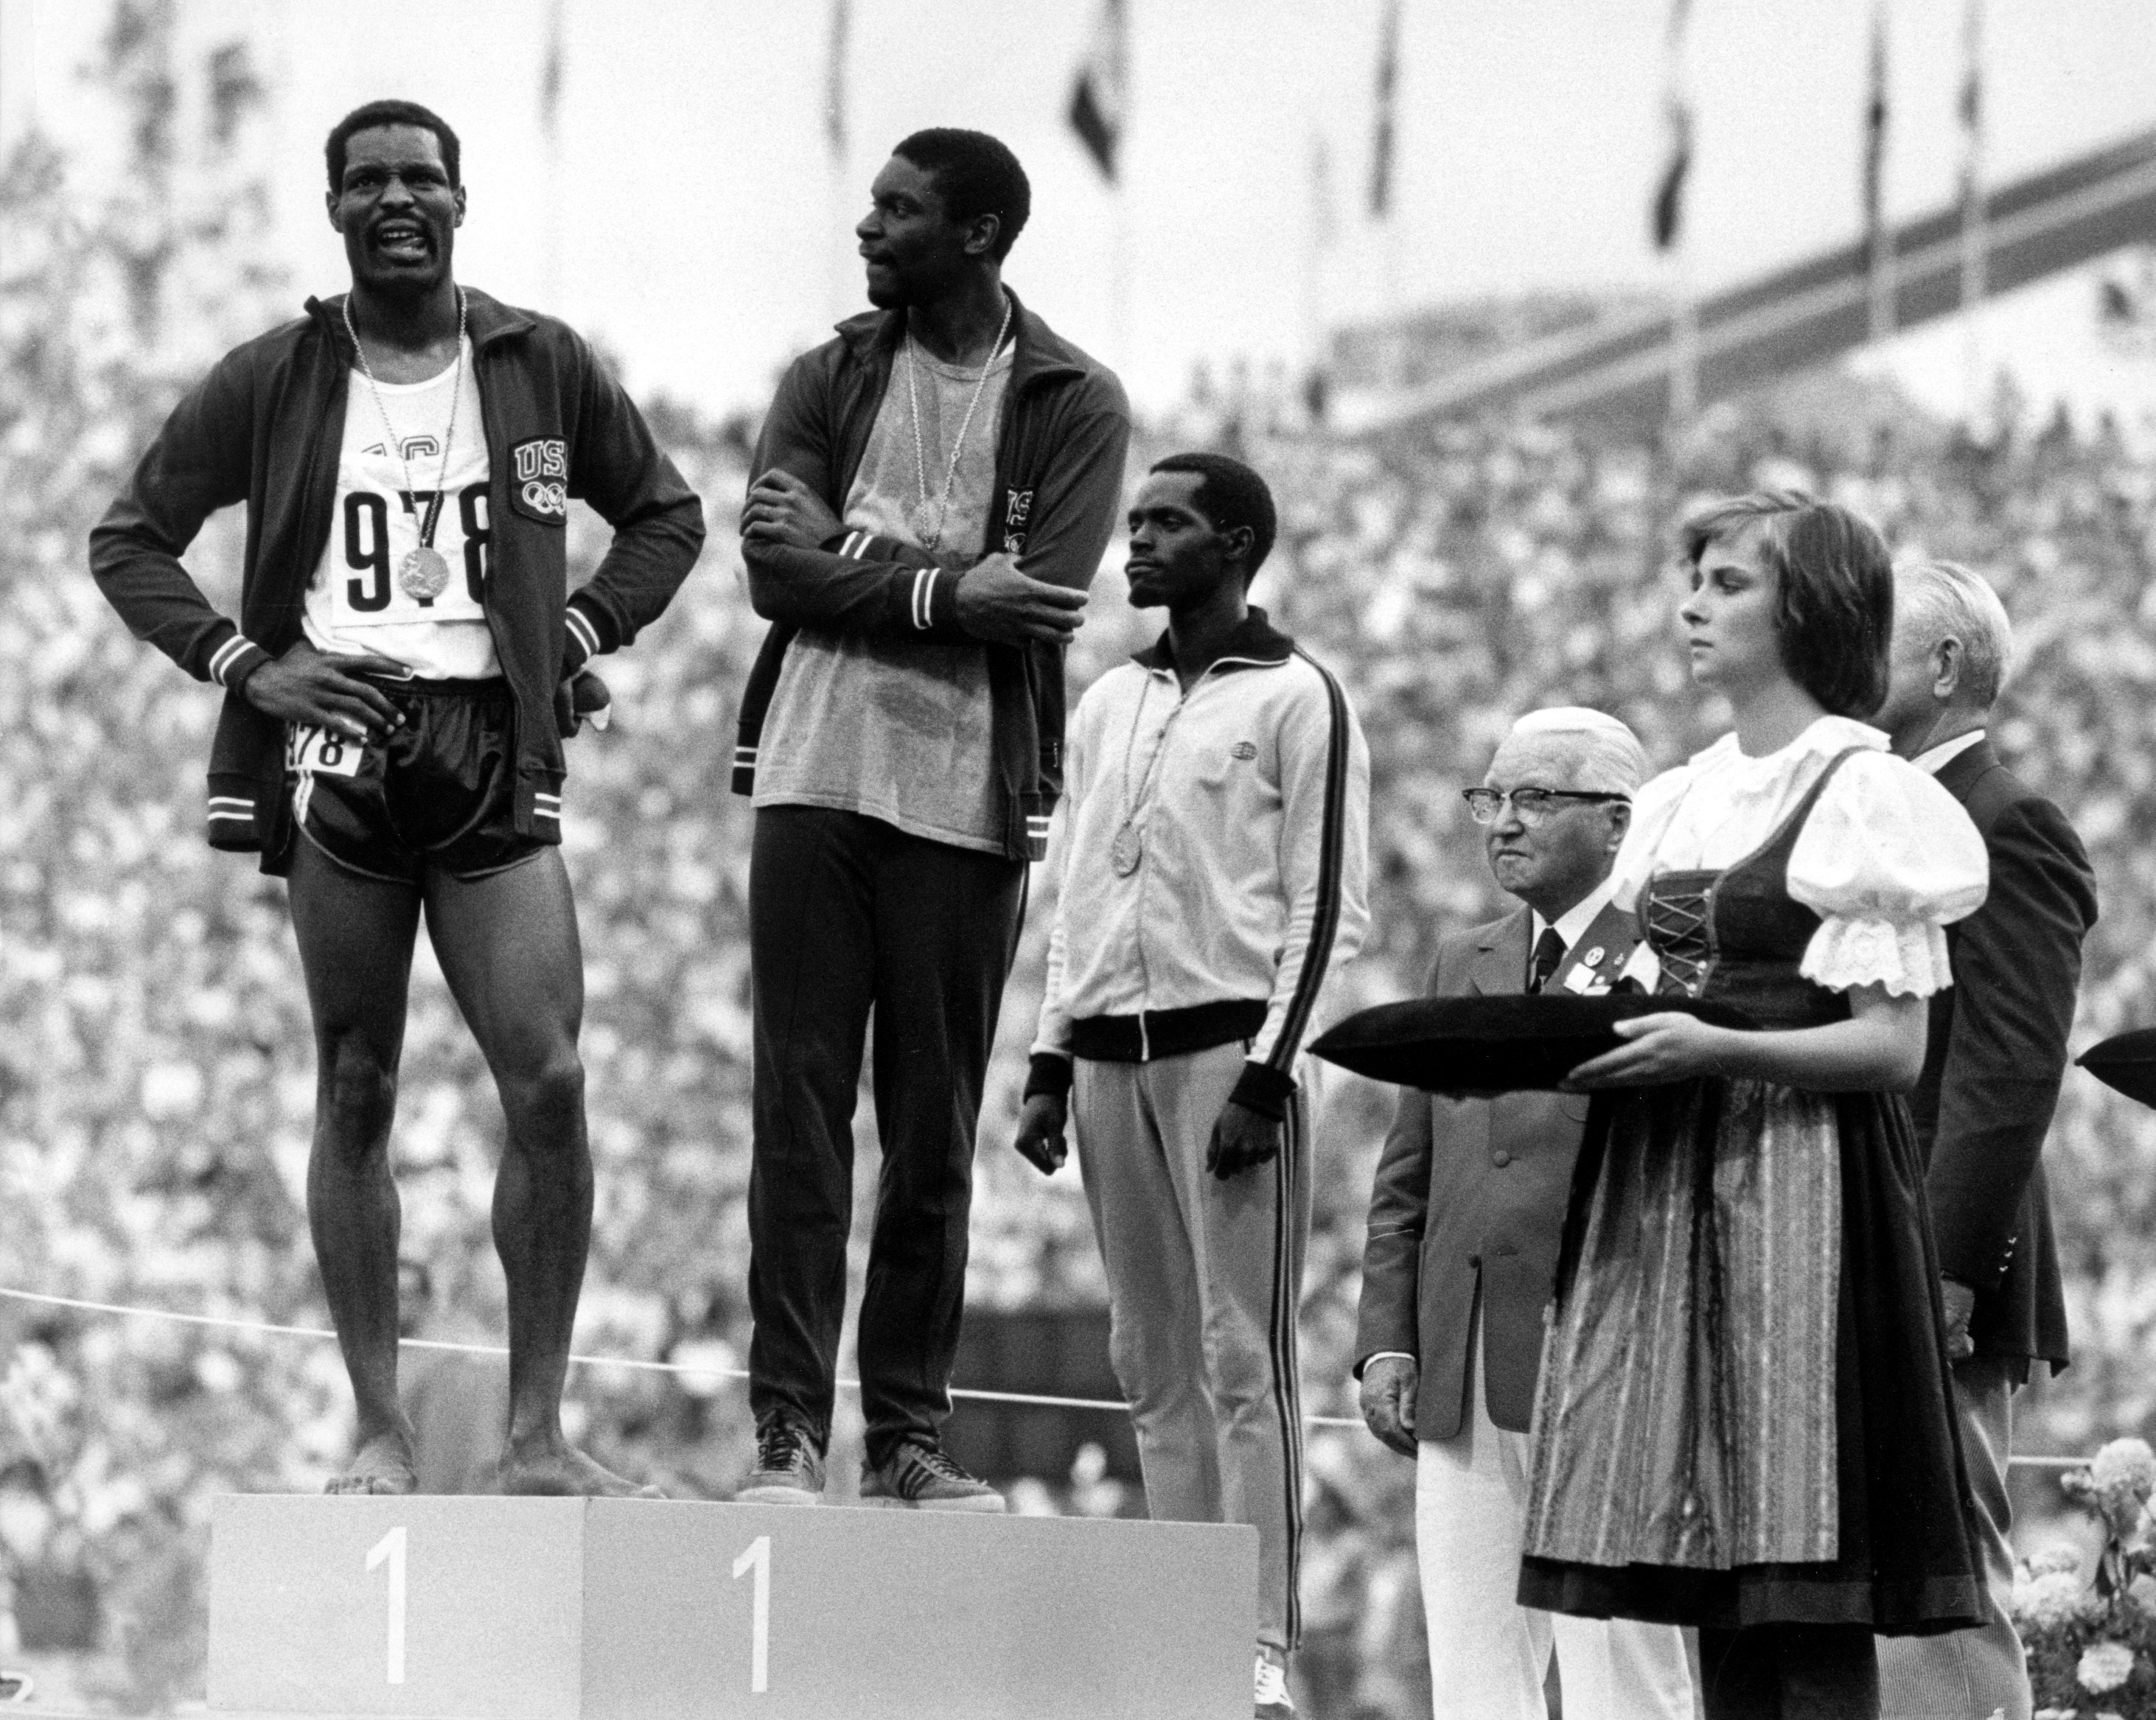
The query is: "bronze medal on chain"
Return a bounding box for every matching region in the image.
[1109,823,1143,877]
[1112,677,1179,878]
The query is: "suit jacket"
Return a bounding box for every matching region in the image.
[1915,739,2096,1371]
[1354,898,1639,1436]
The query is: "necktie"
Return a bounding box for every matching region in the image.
[1529,925,1567,993]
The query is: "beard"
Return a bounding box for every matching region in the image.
[347,228,454,302]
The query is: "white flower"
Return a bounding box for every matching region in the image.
[2093,1438,2156,1503]
[2017,1569,2101,1631]
[2031,1545,2087,1579]
[2076,1639,2136,1695]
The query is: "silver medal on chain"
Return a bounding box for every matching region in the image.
[906,294,1013,552]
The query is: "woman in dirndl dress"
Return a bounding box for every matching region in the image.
[1519,492,1992,1719]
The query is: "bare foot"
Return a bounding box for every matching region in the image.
[327,1428,419,1496]
[494,1438,665,1499]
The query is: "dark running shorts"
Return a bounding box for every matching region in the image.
[285,677,545,884]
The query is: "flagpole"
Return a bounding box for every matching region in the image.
[1067,0,1131,373]
[540,0,565,306]
[1118,0,1136,381]
[1370,0,1402,326]
[1670,259,1698,428]
[1112,179,1134,381]
[1654,0,1697,426]
[1958,0,1986,425]
[826,0,852,331]
[1865,0,1895,346]
[1303,128,1334,425]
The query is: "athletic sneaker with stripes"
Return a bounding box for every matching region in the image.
[1255,1649,1295,1718]
[736,1415,826,1506]
[859,1438,1006,1513]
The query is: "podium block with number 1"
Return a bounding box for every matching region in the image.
[209,1493,1255,1719]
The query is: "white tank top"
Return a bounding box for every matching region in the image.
[304,337,499,680]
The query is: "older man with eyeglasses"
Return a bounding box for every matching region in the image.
[1356,707,1695,1720]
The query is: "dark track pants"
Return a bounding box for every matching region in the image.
[745,805,1025,1464]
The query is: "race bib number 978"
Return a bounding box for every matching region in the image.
[286,722,366,778]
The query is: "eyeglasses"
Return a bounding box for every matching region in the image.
[1460,786,1630,827]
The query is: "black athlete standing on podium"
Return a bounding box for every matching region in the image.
[89,100,705,1496]
[732,130,1129,1509]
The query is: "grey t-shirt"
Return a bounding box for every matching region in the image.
[753,338,1015,853]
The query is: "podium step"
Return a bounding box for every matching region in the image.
[209,1493,1255,1719]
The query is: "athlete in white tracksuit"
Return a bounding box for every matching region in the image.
[1014,453,1370,1713]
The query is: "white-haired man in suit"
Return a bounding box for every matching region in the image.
[1358,707,1695,1720]
[1872,563,2098,1720]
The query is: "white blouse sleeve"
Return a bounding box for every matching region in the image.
[1786,750,1989,996]
[1605,763,1694,913]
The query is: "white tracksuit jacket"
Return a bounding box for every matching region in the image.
[1028,609,1371,1117]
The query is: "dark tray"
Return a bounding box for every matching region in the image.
[1310,993,1757,1096]
[2077,1029,2156,1108]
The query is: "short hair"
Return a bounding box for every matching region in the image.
[1894,560,2014,711]
[1680,489,1894,719]
[1499,707,1648,794]
[326,100,461,193]
[892,128,1030,260]
[1149,452,1279,578]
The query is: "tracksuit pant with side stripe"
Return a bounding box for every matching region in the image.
[1072,1041,1311,1656]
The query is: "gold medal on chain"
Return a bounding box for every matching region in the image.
[344,288,468,606]
[397,545,453,601]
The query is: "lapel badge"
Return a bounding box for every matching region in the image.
[1583,947,1605,968]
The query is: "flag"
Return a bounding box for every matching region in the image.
[2097,251,2156,355]
[2099,276,2139,328]
[1068,0,1127,182]
[1863,0,1894,340]
[825,0,849,163]
[1369,0,1401,217]
[1651,105,1692,251]
[1651,0,1692,250]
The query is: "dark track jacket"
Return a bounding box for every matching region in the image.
[88,288,705,870]
[1916,737,2098,1373]
[730,290,1130,862]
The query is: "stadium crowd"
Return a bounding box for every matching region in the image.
[8,31,2156,1710]
[9,344,2156,1708]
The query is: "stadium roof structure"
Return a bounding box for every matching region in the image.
[1340,126,2156,436]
